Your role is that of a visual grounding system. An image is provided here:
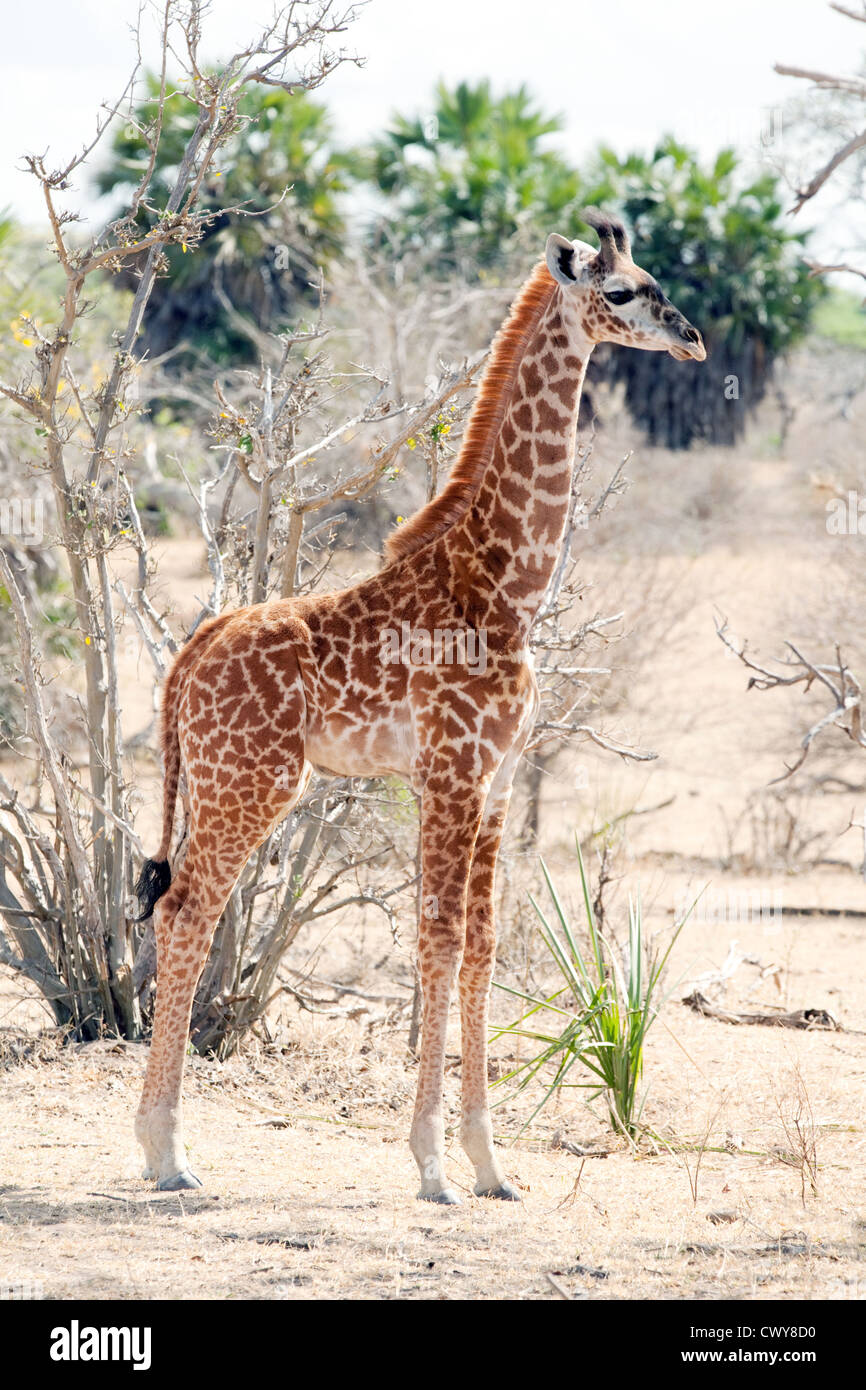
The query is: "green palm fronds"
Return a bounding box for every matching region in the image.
[493,835,691,1140]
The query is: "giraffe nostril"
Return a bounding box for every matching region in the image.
[682,325,700,344]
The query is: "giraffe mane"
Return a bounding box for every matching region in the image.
[382,258,557,565]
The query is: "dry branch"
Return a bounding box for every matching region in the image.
[682,991,840,1031]
[715,616,865,780]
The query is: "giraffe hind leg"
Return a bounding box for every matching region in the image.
[136,757,311,1189]
[135,867,192,1181]
[460,757,526,1201]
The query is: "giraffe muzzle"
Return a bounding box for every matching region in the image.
[668,322,706,362]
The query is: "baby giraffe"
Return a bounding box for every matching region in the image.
[135,210,704,1201]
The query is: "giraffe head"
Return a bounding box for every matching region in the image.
[545,209,706,362]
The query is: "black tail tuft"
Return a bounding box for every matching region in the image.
[134,858,172,921]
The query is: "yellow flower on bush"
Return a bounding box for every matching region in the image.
[10,315,34,346]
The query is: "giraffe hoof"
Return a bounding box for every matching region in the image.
[474,1181,521,1201]
[418,1188,461,1205]
[141,1166,157,1181]
[157,1169,202,1191]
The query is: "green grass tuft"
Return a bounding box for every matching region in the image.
[492,835,692,1141]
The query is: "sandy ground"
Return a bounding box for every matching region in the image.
[2,388,866,1300]
[1,925,864,1301]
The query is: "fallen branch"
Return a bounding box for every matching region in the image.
[682,991,840,1031]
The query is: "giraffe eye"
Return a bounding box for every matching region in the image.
[605,288,634,306]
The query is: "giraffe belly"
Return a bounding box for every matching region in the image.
[305,708,415,780]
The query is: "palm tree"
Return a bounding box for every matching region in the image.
[362,80,584,273]
[586,139,825,448]
[94,80,350,369]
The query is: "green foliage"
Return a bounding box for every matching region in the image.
[133,491,171,537]
[1,209,134,464]
[40,589,79,662]
[592,139,819,354]
[361,80,584,271]
[92,79,826,449]
[359,97,823,447]
[812,287,866,350]
[0,210,15,254]
[493,837,687,1139]
[1,213,65,367]
[586,139,826,447]
[95,80,350,368]
[0,574,77,730]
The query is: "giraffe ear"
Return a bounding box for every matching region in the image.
[545,234,578,286]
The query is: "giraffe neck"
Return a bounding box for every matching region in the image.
[447,289,592,641]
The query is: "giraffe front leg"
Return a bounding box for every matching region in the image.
[409,785,486,1204]
[460,793,520,1200]
[410,934,462,1204]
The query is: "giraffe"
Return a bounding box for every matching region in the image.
[134,210,705,1201]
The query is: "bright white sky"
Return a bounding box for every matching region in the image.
[0,0,863,262]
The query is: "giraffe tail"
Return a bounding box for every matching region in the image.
[134,610,237,921]
[134,857,172,921]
